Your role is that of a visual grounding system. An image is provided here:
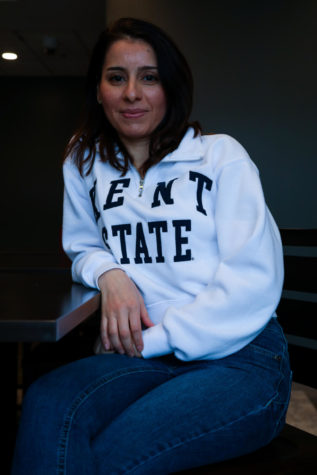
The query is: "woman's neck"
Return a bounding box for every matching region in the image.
[120,136,149,176]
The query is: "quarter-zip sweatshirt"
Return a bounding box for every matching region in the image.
[62,129,283,361]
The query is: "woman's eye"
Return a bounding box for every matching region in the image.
[108,75,125,84]
[142,74,159,83]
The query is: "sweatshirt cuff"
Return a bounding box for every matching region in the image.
[141,323,172,359]
[93,263,125,289]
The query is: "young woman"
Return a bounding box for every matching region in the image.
[12,18,292,474]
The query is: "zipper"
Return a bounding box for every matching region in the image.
[138,178,144,197]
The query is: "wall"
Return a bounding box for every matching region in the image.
[0,77,85,252]
[1,0,316,255]
[107,0,317,228]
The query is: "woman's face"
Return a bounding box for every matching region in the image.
[97,39,167,147]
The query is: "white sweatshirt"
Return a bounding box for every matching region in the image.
[62,129,283,361]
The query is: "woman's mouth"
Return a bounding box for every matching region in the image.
[121,109,147,119]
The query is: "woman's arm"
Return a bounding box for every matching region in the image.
[62,158,123,288]
[63,159,153,356]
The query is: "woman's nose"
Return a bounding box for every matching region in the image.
[124,78,141,101]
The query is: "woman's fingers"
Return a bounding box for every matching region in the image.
[108,314,126,355]
[129,308,143,353]
[100,307,111,351]
[103,309,142,356]
[140,298,154,329]
[99,269,149,357]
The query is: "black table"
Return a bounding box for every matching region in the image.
[0,269,100,342]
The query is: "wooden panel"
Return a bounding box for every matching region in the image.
[278,229,317,389]
[280,228,317,246]
[277,299,316,338]
[288,345,317,388]
[283,256,317,292]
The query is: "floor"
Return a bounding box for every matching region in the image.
[286,382,317,436]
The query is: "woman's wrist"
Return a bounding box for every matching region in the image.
[98,268,125,288]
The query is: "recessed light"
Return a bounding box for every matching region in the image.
[2,52,18,60]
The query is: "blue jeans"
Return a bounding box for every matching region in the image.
[12,318,291,474]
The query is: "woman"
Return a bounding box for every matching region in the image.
[12,18,292,474]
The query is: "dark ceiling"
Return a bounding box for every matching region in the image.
[0,0,106,76]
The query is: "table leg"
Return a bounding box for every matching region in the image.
[0,343,18,474]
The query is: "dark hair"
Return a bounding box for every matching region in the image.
[64,17,201,176]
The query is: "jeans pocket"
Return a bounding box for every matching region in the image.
[249,318,289,365]
[250,320,293,419]
[224,319,291,396]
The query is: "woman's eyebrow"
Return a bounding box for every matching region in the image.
[106,66,125,71]
[139,66,158,70]
[106,66,158,71]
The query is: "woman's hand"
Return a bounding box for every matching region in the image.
[98,269,154,357]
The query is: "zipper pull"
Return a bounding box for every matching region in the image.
[138,178,144,197]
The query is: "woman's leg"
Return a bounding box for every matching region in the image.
[12,319,291,475]
[92,319,292,474]
[11,354,174,474]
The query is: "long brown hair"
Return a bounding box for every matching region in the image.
[64,18,201,176]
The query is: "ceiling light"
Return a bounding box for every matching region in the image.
[2,52,18,60]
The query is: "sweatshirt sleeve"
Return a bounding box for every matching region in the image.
[62,159,123,289]
[142,153,284,361]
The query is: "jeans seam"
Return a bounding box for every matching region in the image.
[271,343,293,437]
[56,367,172,475]
[123,343,291,475]
[123,389,285,475]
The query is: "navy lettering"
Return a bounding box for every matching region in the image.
[101,226,111,250]
[104,179,130,210]
[135,222,152,264]
[89,179,100,222]
[172,220,191,262]
[148,221,168,262]
[151,179,176,208]
[189,171,212,215]
[112,224,131,264]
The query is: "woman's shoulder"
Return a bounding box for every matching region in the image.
[200,132,255,170]
[63,140,102,176]
[174,128,243,156]
[202,132,247,152]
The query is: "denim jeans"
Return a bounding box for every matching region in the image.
[11,318,291,475]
